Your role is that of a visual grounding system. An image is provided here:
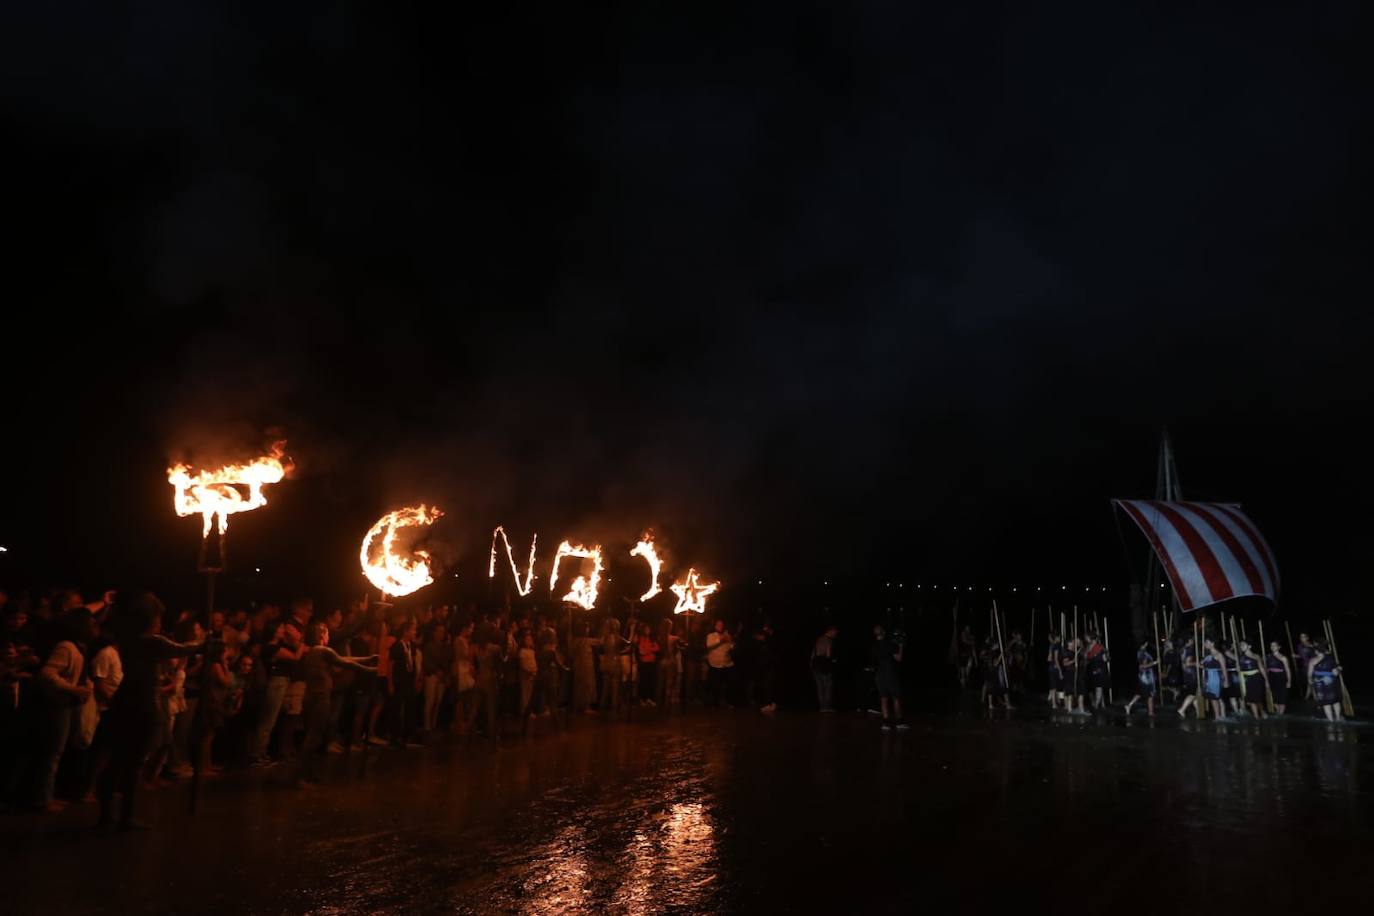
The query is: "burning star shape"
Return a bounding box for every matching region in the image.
[670,568,720,615]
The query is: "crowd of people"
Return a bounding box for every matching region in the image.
[20,581,1345,833]
[0,585,817,830]
[952,617,1352,722]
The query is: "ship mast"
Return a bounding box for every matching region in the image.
[1138,430,1183,638]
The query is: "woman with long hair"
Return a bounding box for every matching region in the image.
[1266,640,1292,715]
[1201,638,1227,720]
[1238,639,1267,719]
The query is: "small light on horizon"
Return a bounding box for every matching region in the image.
[254,567,261,573]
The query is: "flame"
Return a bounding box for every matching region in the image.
[168,442,289,538]
[359,505,444,597]
[629,533,663,601]
[549,540,603,610]
[670,568,719,615]
[489,526,538,596]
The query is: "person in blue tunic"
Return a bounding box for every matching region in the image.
[1123,641,1158,717]
[1201,638,1227,720]
[1307,640,1345,722]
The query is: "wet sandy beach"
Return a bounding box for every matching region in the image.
[3,695,1371,914]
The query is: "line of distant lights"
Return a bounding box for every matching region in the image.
[750,578,1143,593]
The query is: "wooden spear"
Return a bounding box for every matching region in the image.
[1258,619,1275,713]
[1152,610,1162,705]
[1103,617,1114,703]
[1073,606,1080,701]
[1236,615,1247,714]
[1194,617,1205,720]
[993,600,1011,704]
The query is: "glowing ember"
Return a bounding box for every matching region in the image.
[548,540,603,610]
[359,505,444,597]
[629,533,663,601]
[168,442,290,538]
[670,568,719,615]
[488,526,538,596]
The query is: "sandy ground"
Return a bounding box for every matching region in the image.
[2,694,1371,914]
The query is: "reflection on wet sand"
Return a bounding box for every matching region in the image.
[1,696,1370,914]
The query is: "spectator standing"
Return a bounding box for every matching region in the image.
[705,619,735,707]
[421,623,453,734]
[36,610,94,810]
[636,623,660,707]
[811,625,837,712]
[388,620,421,747]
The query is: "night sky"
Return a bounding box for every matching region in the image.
[4,4,1370,616]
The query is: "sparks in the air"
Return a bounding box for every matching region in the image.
[670,567,719,615]
[488,526,538,596]
[629,533,663,601]
[549,540,603,610]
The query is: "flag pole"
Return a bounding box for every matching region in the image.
[1194,617,1205,720]
[1103,617,1114,704]
[1258,619,1275,714]
[993,600,1010,706]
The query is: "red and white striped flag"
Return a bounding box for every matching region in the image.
[1114,499,1280,612]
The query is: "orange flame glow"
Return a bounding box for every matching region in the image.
[360,505,443,597]
[488,526,538,596]
[670,568,719,615]
[549,540,603,610]
[168,442,289,538]
[629,534,663,601]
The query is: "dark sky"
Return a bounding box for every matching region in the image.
[3,4,1370,613]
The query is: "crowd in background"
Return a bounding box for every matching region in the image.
[0,585,828,829]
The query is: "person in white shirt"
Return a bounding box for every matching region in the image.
[81,636,124,800]
[89,641,123,712]
[705,620,734,707]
